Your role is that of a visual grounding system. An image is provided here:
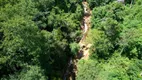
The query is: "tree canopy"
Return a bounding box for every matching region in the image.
[0,0,83,79]
[1,0,142,80]
[77,0,142,80]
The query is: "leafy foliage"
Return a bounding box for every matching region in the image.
[1,0,142,80]
[87,0,115,9]
[77,0,142,80]
[77,54,142,80]
[0,0,83,79]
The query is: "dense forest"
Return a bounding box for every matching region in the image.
[0,0,142,80]
[0,0,83,79]
[77,0,142,80]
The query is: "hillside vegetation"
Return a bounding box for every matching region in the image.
[77,0,142,80]
[0,0,83,79]
[0,0,142,80]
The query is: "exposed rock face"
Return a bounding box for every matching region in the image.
[82,2,90,16]
[117,0,125,3]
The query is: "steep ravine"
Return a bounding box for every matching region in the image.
[63,1,92,80]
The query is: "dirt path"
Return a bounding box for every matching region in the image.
[63,1,92,80]
[79,1,92,60]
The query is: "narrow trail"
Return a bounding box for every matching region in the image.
[79,1,92,60]
[63,1,92,80]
